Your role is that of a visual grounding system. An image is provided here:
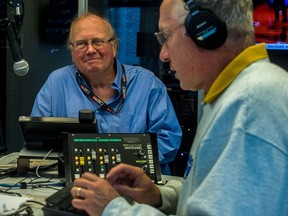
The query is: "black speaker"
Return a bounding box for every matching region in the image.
[184,0,227,50]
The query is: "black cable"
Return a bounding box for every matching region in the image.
[3,176,29,192]
[25,206,34,216]
[27,200,45,207]
[15,206,34,216]
[0,189,22,197]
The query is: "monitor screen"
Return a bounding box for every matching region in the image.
[18,116,98,150]
[253,0,288,50]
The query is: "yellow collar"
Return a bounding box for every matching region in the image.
[203,43,268,104]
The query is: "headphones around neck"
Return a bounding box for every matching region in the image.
[184,0,228,50]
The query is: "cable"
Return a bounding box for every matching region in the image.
[1,176,29,192]
[27,200,45,207]
[1,205,35,216]
[34,149,55,178]
[0,189,22,197]
[0,177,65,190]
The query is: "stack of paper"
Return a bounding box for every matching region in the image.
[0,194,30,215]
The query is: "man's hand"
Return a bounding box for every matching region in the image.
[71,172,120,216]
[107,163,162,207]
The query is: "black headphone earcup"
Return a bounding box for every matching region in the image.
[185,9,227,50]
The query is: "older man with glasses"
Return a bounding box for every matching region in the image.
[30,12,182,175]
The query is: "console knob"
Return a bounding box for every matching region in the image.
[138,149,146,156]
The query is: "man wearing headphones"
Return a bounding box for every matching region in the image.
[70,0,288,215]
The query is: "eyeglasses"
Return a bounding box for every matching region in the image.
[154,25,183,46]
[69,37,115,51]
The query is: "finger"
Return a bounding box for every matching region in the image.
[107,163,131,177]
[76,187,82,198]
[81,172,100,180]
[71,186,85,198]
[113,184,134,195]
[71,196,87,211]
[107,164,140,183]
[73,174,99,189]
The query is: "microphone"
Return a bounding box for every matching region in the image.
[6,20,29,76]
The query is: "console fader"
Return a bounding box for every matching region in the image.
[64,133,162,184]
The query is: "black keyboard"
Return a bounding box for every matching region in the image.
[43,185,88,216]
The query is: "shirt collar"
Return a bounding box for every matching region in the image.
[203,43,268,104]
[112,59,125,90]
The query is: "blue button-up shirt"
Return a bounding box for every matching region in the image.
[31,59,182,175]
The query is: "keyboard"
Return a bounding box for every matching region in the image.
[43,185,88,216]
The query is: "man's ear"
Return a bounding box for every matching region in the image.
[112,45,118,57]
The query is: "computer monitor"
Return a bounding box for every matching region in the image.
[18,116,98,150]
[253,1,288,50]
[253,1,288,70]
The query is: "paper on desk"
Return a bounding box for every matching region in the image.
[0,194,29,215]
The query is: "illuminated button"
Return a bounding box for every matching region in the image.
[148,150,153,154]
[100,161,104,165]
[99,173,105,179]
[80,157,85,165]
[87,156,91,160]
[87,148,91,152]
[99,148,103,152]
[99,156,103,160]
[75,161,79,165]
[111,156,115,160]
[147,144,152,149]
[75,156,79,160]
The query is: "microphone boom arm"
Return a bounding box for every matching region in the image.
[4,18,22,61]
[0,0,29,76]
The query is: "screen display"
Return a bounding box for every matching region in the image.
[18,116,98,150]
[253,0,288,50]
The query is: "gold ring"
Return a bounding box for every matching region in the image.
[76,187,82,197]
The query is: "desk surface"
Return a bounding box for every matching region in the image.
[0,173,64,216]
[0,171,183,216]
